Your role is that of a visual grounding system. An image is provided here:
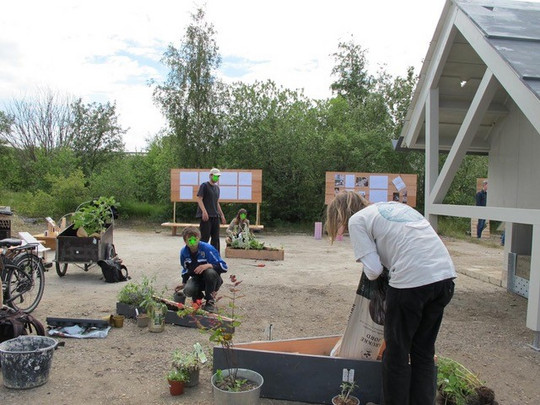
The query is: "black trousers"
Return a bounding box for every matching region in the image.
[382,278,455,405]
[182,268,223,302]
[199,217,221,252]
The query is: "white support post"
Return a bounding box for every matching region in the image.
[526,224,540,350]
[425,88,439,230]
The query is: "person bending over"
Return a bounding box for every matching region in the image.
[325,191,456,405]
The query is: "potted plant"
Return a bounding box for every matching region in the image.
[72,196,118,237]
[141,293,167,333]
[166,368,190,396]
[117,276,156,323]
[180,274,264,404]
[437,356,497,405]
[171,343,208,387]
[332,381,360,405]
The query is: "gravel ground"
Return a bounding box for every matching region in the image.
[1,219,539,404]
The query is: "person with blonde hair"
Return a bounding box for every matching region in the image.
[326,191,456,405]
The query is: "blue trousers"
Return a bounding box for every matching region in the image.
[382,278,455,405]
[477,219,486,238]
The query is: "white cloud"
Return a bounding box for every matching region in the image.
[1,0,455,151]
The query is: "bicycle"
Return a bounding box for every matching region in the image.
[1,238,46,313]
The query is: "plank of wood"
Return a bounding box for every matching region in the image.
[18,231,50,254]
[161,222,264,236]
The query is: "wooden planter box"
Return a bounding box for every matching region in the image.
[225,247,284,261]
[116,302,233,333]
[213,335,382,404]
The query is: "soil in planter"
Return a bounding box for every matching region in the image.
[215,375,258,392]
[331,395,360,405]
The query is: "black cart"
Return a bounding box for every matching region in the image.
[55,222,115,277]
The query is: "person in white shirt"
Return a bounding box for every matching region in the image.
[326,191,456,405]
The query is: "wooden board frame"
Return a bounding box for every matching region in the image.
[212,335,382,404]
[168,168,263,226]
[325,172,418,207]
[170,169,262,203]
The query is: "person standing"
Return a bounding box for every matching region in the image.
[476,180,488,238]
[326,191,456,405]
[196,168,226,252]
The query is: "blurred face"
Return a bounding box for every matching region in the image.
[186,235,199,251]
[240,213,247,220]
[212,175,220,183]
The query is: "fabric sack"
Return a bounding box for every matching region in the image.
[331,269,389,360]
[97,259,130,283]
[0,308,46,343]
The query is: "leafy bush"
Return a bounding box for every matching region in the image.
[72,196,118,235]
[117,276,157,307]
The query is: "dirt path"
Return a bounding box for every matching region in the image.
[1,225,539,404]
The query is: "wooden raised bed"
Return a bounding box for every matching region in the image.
[225,246,284,261]
[213,335,382,404]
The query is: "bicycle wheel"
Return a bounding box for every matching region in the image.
[7,254,45,313]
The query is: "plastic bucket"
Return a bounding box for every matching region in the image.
[0,336,58,389]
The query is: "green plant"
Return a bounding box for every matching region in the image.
[178,274,248,392]
[72,196,118,236]
[230,230,266,250]
[335,380,358,404]
[117,276,156,307]
[171,343,208,374]
[437,356,484,405]
[166,368,190,382]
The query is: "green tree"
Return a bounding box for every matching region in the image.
[71,99,126,176]
[330,38,374,107]
[222,81,325,223]
[152,7,225,167]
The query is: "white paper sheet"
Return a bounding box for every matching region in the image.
[220,186,238,200]
[219,172,237,185]
[392,176,406,191]
[180,186,193,200]
[369,189,388,203]
[369,175,388,189]
[345,174,355,188]
[239,172,252,186]
[238,186,252,200]
[180,171,198,185]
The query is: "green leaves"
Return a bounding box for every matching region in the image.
[72,196,117,236]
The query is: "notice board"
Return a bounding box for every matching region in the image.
[170,169,262,203]
[325,172,417,207]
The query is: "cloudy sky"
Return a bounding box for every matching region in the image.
[1,0,450,151]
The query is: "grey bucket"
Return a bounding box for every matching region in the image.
[0,335,58,389]
[212,368,264,405]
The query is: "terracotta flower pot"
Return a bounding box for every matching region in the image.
[168,379,185,396]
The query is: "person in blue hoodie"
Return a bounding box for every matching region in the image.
[174,226,228,312]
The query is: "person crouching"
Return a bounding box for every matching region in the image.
[174,226,227,313]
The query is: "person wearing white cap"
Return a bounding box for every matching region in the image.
[196,168,226,251]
